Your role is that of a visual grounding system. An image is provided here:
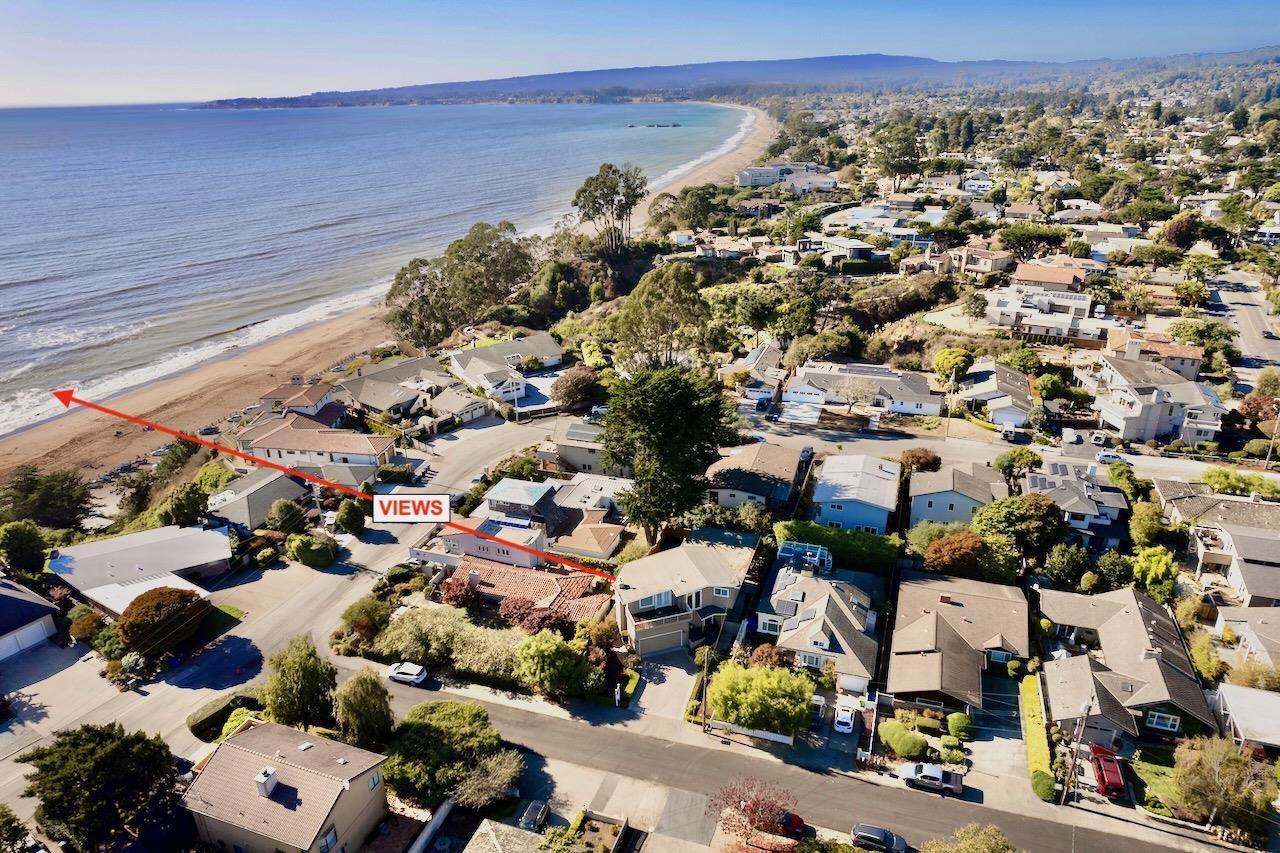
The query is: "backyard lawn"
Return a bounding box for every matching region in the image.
[1129,746,1176,816]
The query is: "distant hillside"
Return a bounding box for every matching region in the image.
[200,46,1280,109]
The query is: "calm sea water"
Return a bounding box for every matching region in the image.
[0,101,747,436]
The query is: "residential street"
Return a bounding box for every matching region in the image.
[1216,271,1280,392]
[378,681,1201,852]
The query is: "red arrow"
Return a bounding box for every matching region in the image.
[53,389,615,580]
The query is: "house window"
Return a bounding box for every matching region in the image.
[830,504,844,511]
[800,652,824,669]
[1146,711,1180,733]
[369,771,381,789]
[947,503,954,511]
[827,522,841,529]
[989,650,1012,663]
[926,500,934,508]
[714,587,731,598]
[759,617,781,634]
[319,828,339,853]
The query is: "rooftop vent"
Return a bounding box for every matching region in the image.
[254,767,278,798]
[298,742,314,751]
[939,594,952,604]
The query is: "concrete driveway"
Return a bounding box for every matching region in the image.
[633,652,697,721]
[0,642,119,761]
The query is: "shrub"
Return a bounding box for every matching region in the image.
[946,712,975,741]
[93,624,126,660]
[186,687,264,741]
[693,645,720,671]
[70,611,104,642]
[879,720,929,759]
[342,595,392,640]
[1020,676,1052,781]
[940,735,960,749]
[255,547,277,567]
[1032,770,1057,802]
[219,706,257,741]
[378,463,415,484]
[385,564,418,585]
[66,603,93,624]
[286,531,337,568]
[440,577,485,612]
[118,586,211,655]
[940,748,966,766]
[1007,659,1023,679]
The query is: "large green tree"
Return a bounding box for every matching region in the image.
[602,368,732,543]
[262,635,338,730]
[333,668,394,748]
[993,448,1042,490]
[920,823,1016,853]
[1,465,94,530]
[613,264,710,368]
[572,162,648,255]
[159,481,207,527]
[515,630,601,697]
[971,494,1067,568]
[0,520,46,577]
[266,498,308,533]
[18,723,178,850]
[385,221,535,348]
[383,701,503,807]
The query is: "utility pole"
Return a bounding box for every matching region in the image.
[1059,701,1091,806]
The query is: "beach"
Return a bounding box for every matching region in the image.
[0,103,777,479]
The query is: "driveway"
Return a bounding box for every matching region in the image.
[0,643,119,761]
[632,652,697,721]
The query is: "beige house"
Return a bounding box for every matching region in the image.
[1102,329,1204,380]
[614,529,759,655]
[182,720,387,853]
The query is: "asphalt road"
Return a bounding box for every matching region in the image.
[379,682,1180,852]
[1215,271,1280,392]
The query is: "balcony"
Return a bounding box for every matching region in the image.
[633,608,691,629]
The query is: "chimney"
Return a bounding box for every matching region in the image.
[467,570,481,588]
[289,375,303,385]
[255,767,278,798]
[939,594,952,604]
[1142,647,1161,660]
[1124,338,1142,360]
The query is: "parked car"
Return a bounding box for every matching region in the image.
[1090,747,1128,801]
[1062,428,1079,445]
[999,424,1019,442]
[749,434,767,443]
[850,823,908,852]
[519,800,549,831]
[1090,431,1109,447]
[197,425,220,436]
[386,662,428,685]
[898,762,964,795]
[809,695,826,728]
[755,397,771,412]
[766,413,781,423]
[780,811,807,838]
[833,703,857,735]
[1095,450,1124,465]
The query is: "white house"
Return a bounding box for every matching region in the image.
[0,579,57,662]
[811,455,901,534]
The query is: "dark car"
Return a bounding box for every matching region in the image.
[1090,746,1128,801]
[518,800,549,831]
[780,811,807,838]
[851,822,908,852]
[755,397,771,411]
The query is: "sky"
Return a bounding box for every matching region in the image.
[2,0,1279,107]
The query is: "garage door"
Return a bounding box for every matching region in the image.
[0,616,54,661]
[637,629,684,656]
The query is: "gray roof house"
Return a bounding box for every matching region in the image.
[206,468,309,533]
[811,455,901,535]
[1039,587,1215,742]
[450,333,564,402]
[956,359,1033,427]
[888,572,1030,709]
[49,526,230,616]
[1076,355,1225,444]
[908,463,1008,527]
[1024,462,1128,552]
[0,578,57,662]
[756,541,879,693]
[788,358,942,415]
[705,442,804,510]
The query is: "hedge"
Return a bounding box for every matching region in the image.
[940,747,965,766]
[187,687,263,742]
[1019,676,1052,780]
[878,720,928,760]
[940,735,961,749]
[772,520,901,572]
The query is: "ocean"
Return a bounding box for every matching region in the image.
[0,101,748,437]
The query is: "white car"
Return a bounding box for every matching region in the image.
[1095,450,1125,465]
[386,662,428,685]
[834,704,856,734]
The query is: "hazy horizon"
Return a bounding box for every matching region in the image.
[3,0,1280,108]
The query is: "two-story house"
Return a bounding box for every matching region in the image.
[537,418,627,477]
[786,359,942,416]
[182,720,388,853]
[614,529,759,656]
[260,379,337,418]
[908,463,1008,527]
[811,455,901,534]
[956,359,1034,427]
[238,413,395,468]
[755,541,879,693]
[450,332,564,402]
[1023,462,1128,552]
[1039,588,1217,744]
[1074,355,1225,443]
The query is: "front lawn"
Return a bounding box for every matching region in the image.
[1129,746,1177,816]
[186,604,245,649]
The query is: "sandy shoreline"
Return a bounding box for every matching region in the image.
[0,102,778,479]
